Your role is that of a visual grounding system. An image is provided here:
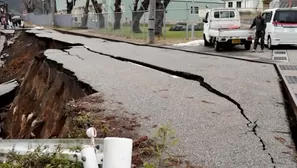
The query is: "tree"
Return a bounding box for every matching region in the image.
[114,0,122,29]
[66,0,76,14]
[132,0,171,35]
[54,0,57,13]
[155,0,170,35]
[90,0,105,28]
[81,0,90,28]
[40,0,51,14]
[22,0,39,13]
[132,0,149,33]
[33,0,57,14]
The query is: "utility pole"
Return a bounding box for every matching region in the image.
[148,0,156,44]
[50,0,55,26]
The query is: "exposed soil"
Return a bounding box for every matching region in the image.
[60,94,141,139]
[0,31,68,84]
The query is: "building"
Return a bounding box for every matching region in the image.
[269,0,297,8]
[222,0,263,12]
[56,0,224,24]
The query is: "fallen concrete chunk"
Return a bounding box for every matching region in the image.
[0,35,6,53]
[0,30,15,35]
[0,79,19,108]
[0,79,19,97]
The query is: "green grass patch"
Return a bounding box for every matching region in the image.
[94,26,203,41]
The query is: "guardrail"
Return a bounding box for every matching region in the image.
[0,127,133,168]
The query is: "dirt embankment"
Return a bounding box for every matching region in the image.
[4,53,97,138]
[0,31,142,140]
[0,32,93,138]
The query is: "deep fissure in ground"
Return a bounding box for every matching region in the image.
[0,31,159,167]
[49,30,279,166]
[0,31,97,138]
[1,30,295,167]
[80,39,279,167]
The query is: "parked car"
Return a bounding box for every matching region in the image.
[262,8,297,49]
[169,22,203,31]
[203,8,254,51]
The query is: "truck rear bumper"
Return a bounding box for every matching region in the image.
[218,38,252,45]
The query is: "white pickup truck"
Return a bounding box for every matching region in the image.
[203,8,254,51]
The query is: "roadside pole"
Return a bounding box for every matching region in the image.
[50,0,55,26]
[42,0,44,15]
[148,0,156,44]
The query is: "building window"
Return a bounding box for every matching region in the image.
[236,1,242,8]
[190,6,199,14]
[228,2,233,7]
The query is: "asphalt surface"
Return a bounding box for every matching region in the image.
[166,45,275,63]
[27,29,297,167]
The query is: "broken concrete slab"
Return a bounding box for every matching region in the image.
[0,79,19,107]
[0,79,18,96]
[0,35,6,53]
[0,30,15,35]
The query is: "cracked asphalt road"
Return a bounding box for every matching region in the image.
[29,29,296,168]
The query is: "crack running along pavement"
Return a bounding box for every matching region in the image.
[58,44,276,167]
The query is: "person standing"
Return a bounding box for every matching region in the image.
[250,11,266,52]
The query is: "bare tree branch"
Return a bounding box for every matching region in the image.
[22,0,40,13]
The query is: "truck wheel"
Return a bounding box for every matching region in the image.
[244,43,251,50]
[214,41,220,51]
[203,34,210,46]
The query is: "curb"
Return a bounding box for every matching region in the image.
[275,64,297,119]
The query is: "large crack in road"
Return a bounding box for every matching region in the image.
[69,45,277,167]
[27,30,279,166]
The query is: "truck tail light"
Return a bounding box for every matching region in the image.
[247,36,253,41]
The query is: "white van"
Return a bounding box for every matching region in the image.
[262,8,297,49]
[203,8,254,51]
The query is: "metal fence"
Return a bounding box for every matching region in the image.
[23,3,207,42]
[23,2,297,42]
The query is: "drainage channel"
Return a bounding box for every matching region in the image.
[275,62,297,153]
[272,50,289,63]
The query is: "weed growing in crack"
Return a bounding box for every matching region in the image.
[0,145,82,168]
[143,123,180,168]
[67,111,109,138]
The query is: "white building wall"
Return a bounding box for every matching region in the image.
[224,0,263,12]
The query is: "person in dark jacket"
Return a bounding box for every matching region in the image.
[250,11,266,52]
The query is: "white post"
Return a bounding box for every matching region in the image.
[86,127,97,147]
[103,137,133,168]
[81,145,98,168]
